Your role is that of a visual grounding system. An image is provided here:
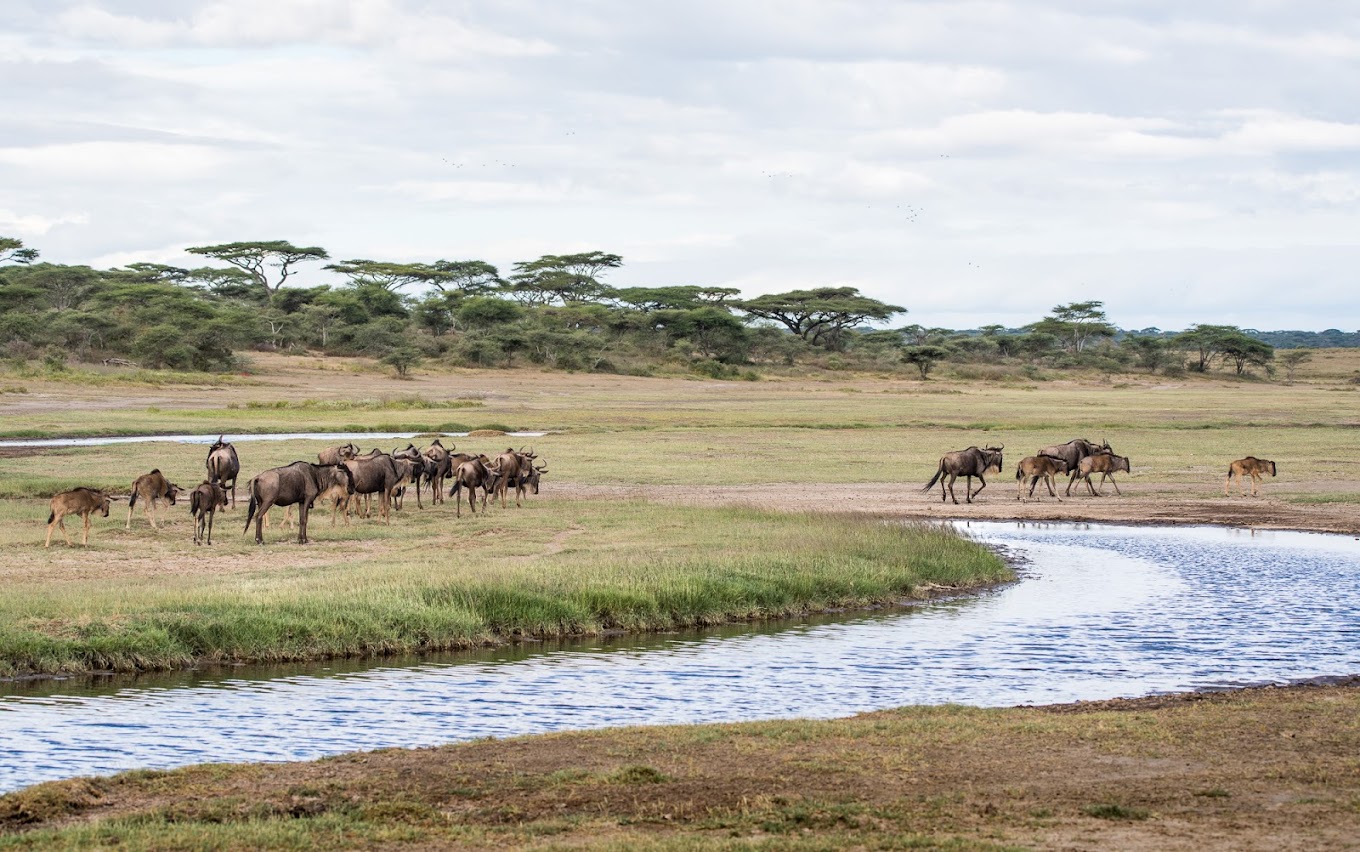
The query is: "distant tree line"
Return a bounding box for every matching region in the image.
[0,235,1344,380]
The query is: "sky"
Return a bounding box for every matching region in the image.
[3,1,1358,331]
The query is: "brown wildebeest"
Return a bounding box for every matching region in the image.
[206,436,241,508]
[923,445,1004,504]
[1225,456,1277,497]
[343,453,400,523]
[126,469,182,529]
[244,462,355,544]
[423,439,453,504]
[487,448,539,508]
[1067,452,1132,497]
[1015,454,1070,502]
[45,487,116,548]
[318,442,359,466]
[188,481,229,545]
[389,454,421,510]
[1037,438,1109,482]
[277,478,352,530]
[449,457,493,517]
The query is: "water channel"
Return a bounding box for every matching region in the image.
[1,520,1357,793]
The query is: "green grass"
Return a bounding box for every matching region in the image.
[0,500,1007,677]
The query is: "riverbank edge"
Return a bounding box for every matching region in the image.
[4,678,1358,848]
[0,569,1014,687]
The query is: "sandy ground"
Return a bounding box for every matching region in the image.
[570,480,1360,536]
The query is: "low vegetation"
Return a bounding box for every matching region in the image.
[3,682,1357,848]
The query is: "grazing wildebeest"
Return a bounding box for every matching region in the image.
[1225,456,1277,497]
[206,436,241,508]
[318,442,359,466]
[45,487,115,548]
[126,469,182,529]
[1067,452,1132,497]
[188,480,229,545]
[343,453,401,523]
[923,445,1004,504]
[244,462,355,544]
[449,456,494,517]
[523,459,547,495]
[1015,454,1070,502]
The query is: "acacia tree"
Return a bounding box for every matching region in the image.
[1216,330,1274,376]
[186,240,329,298]
[1173,324,1239,372]
[736,287,905,350]
[1030,301,1116,353]
[901,343,952,379]
[506,251,622,305]
[0,236,39,264]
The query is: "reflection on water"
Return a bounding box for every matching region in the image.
[1,522,1356,793]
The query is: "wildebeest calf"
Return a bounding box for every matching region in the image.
[127,468,181,529]
[1015,454,1070,502]
[1067,452,1132,497]
[1225,456,1277,497]
[46,487,114,548]
[189,480,229,545]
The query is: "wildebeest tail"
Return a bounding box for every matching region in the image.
[190,489,203,515]
[46,510,54,524]
[243,487,259,533]
[128,489,139,510]
[922,467,944,492]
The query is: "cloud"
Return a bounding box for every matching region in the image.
[0,208,89,236]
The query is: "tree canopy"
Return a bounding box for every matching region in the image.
[736,287,905,350]
[186,240,329,297]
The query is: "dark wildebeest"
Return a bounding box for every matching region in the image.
[343,453,401,522]
[449,456,494,517]
[206,436,241,509]
[46,487,116,547]
[421,439,453,504]
[923,445,1004,504]
[318,442,359,466]
[1225,456,1277,497]
[389,453,422,510]
[188,480,229,545]
[244,462,354,544]
[1015,454,1070,502]
[277,477,353,530]
[126,469,182,529]
[1067,452,1132,497]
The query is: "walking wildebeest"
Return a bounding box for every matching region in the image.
[188,480,229,545]
[1225,456,1277,497]
[1067,452,1132,497]
[318,442,359,466]
[1037,438,1109,482]
[487,448,539,508]
[126,469,182,529]
[206,436,241,509]
[244,462,355,544]
[923,445,1004,504]
[1015,454,1070,502]
[343,453,401,523]
[45,487,116,548]
[449,456,493,517]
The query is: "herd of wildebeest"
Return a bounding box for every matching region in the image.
[42,437,548,548]
[40,434,1277,548]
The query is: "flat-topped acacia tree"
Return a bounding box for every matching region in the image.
[736,286,905,350]
[186,240,329,298]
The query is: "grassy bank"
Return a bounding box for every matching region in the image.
[0,501,1007,678]
[4,682,1357,848]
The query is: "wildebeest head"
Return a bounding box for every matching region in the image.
[96,491,112,517]
[330,463,357,495]
[527,461,548,495]
[166,482,182,505]
[1267,460,1278,476]
[981,445,1004,473]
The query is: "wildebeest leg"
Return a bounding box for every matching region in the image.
[968,474,986,502]
[297,502,310,544]
[81,511,92,546]
[1045,474,1062,501]
[46,513,70,547]
[253,499,276,544]
[945,473,958,505]
[1083,474,1097,497]
[1250,472,1261,496]
[1106,473,1122,496]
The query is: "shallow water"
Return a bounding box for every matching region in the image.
[0,430,548,448]
[1,521,1356,793]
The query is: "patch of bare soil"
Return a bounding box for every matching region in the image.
[3,681,1358,849]
[569,481,1360,535]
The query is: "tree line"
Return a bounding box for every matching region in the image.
[0,236,1327,380]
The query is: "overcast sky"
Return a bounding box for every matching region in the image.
[3,1,1358,331]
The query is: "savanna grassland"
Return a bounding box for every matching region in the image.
[2,351,1359,849]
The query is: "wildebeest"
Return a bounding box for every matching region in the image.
[45,487,115,548]
[1038,438,1109,478]
[1067,452,1132,497]
[1225,456,1277,497]
[389,454,422,510]
[126,469,182,529]
[487,448,539,508]
[318,442,359,466]
[276,477,353,530]
[923,445,1004,504]
[206,436,241,509]
[343,453,401,522]
[449,456,494,517]
[244,462,355,544]
[188,480,229,545]
[1015,454,1070,502]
